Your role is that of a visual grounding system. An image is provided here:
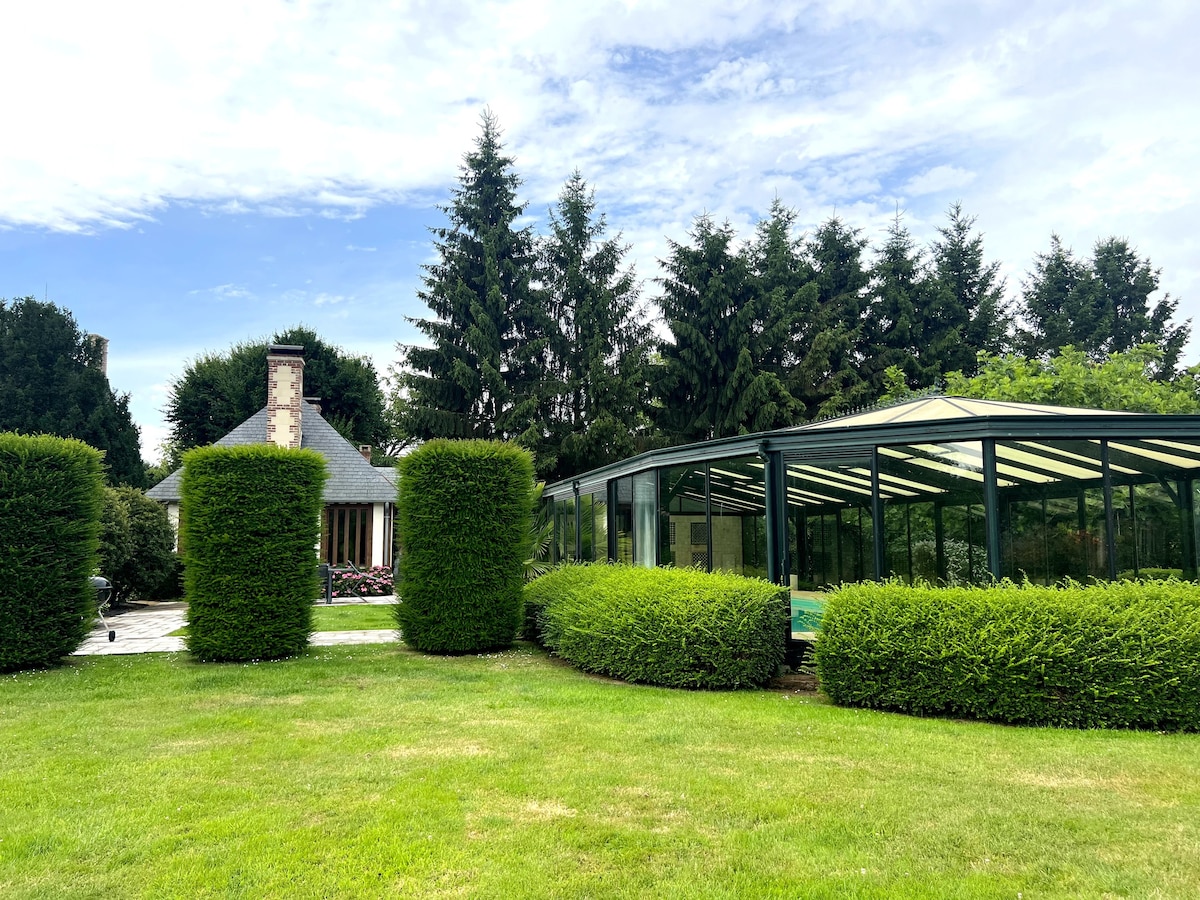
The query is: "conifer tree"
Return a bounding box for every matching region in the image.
[861,213,938,397]
[927,202,1008,376]
[1017,235,1189,375]
[399,111,542,442]
[655,215,798,444]
[791,216,872,418]
[536,172,652,482]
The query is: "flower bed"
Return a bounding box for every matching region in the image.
[331,565,394,598]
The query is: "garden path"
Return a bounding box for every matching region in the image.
[73,597,399,656]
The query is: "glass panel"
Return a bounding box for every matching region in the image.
[996,440,1106,583]
[580,494,594,562]
[580,490,608,562]
[709,456,767,578]
[555,498,576,563]
[632,471,657,567]
[1114,482,1182,577]
[878,441,985,585]
[786,456,874,588]
[614,477,633,565]
[660,464,707,569]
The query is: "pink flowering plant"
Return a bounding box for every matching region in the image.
[330,565,394,598]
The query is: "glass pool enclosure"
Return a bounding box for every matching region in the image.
[542,397,1200,589]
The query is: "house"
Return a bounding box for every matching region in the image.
[148,345,396,568]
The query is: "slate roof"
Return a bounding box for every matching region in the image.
[147,402,396,504]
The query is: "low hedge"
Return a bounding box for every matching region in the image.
[0,433,104,671]
[816,580,1200,730]
[396,440,534,653]
[180,444,327,662]
[530,564,788,689]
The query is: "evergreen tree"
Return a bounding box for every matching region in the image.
[536,172,652,482]
[1019,236,1188,374]
[165,325,388,451]
[860,213,939,396]
[791,216,872,419]
[0,297,145,486]
[654,215,798,444]
[927,202,1008,375]
[399,111,542,443]
[1018,235,1100,358]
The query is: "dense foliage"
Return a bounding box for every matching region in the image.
[180,445,328,662]
[330,565,393,599]
[943,345,1200,413]
[0,433,104,671]
[395,440,534,653]
[529,564,788,689]
[97,486,177,604]
[0,297,145,486]
[816,580,1200,730]
[165,325,388,456]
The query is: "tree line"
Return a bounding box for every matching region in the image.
[3,113,1190,488]
[396,112,1191,482]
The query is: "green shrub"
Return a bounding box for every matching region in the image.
[816,580,1200,730]
[180,444,327,662]
[1117,568,1186,582]
[98,486,177,604]
[0,433,104,671]
[531,564,788,689]
[396,440,534,653]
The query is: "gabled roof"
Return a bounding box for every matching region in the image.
[147,402,395,504]
[791,395,1137,431]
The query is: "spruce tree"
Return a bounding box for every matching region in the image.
[1018,235,1189,375]
[791,216,872,419]
[927,202,1008,376]
[861,213,938,397]
[536,172,652,482]
[399,111,541,442]
[655,215,798,444]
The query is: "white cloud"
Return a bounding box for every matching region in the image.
[4,0,1200,445]
[903,165,977,197]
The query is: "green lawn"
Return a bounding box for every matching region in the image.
[2,646,1198,898]
[169,603,397,637]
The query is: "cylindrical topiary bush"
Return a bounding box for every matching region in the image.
[816,580,1200,730]
[0,433,104,671]
[532,563,789,689]
[396,439,535,653]
[180,444,327,662]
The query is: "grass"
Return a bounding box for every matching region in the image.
[2,646,1198,898]
[168,603,397,637]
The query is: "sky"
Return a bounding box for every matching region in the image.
[2,0,1197,463]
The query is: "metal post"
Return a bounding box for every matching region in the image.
[983,439,1001,581]
[1101,441,1117,580]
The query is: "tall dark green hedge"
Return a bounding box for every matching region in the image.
[180,444,327,662]
[0,433,104,671]
[816,580,1200,730]
[396,439,534,653]
[531,564,788,689]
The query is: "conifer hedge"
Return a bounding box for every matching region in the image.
[816,580,1200,730]
[396,439,534,653]
[530,564,788,689]
[0,433,104,671]
[180,444,327,662]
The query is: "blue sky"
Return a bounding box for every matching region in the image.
[2,0,1197,461]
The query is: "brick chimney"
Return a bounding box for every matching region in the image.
[266,345,305,449]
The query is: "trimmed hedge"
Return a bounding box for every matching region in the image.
[0,433,104,671]
[396,440,534,653]
[530,564,788,689]
[816,580,1200,730]
[180,444,327,662]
